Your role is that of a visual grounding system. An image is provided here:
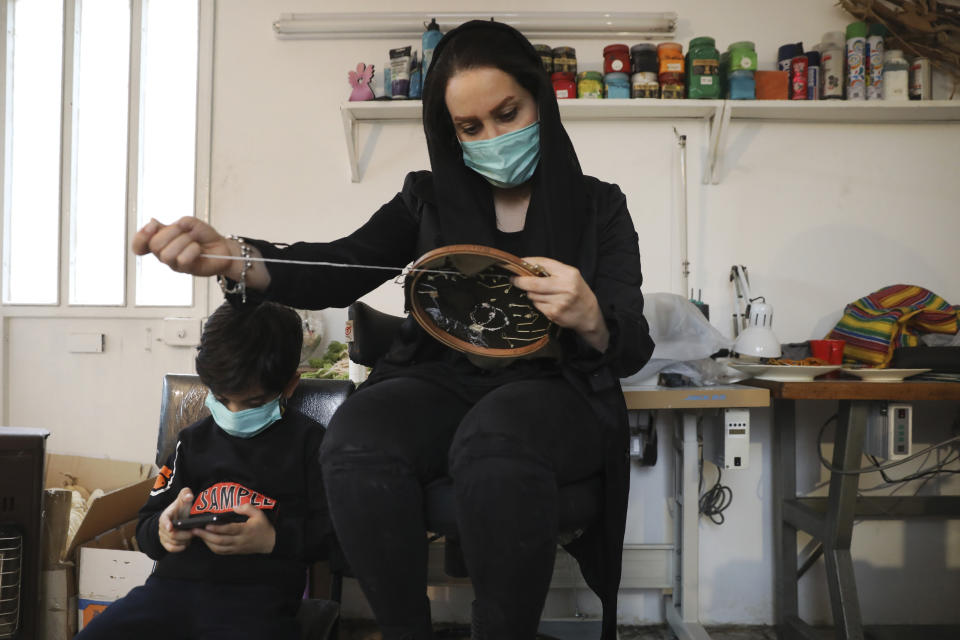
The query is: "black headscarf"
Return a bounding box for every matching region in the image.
[420,20,590,270]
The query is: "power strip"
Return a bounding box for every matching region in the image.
[864,402,912,460]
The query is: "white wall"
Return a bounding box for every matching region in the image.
[4,0,957,629]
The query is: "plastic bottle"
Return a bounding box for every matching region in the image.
[421,18,443,81]
[866,23,887,100]
[882,49,909,100]
[845,21,868,100]
[819,32,845,99]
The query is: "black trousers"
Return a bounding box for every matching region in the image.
[73,575,300,640]
[319,375,604,640]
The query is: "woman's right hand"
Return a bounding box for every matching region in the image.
[132,217,236,278]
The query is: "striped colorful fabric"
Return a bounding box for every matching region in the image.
[827,284,960,367]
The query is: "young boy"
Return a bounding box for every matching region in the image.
[77,301,332,640]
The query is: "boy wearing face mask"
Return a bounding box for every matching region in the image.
[76,301,332,640]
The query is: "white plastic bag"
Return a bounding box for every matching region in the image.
[621,293,741,386]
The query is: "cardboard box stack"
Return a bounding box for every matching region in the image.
[40,454,156,639]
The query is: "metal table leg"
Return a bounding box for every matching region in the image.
[665,411,712,640]
[821,400,867,640]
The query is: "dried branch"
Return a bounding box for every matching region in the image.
[838,0,960,93]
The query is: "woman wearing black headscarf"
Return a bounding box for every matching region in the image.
[134,20,653,640]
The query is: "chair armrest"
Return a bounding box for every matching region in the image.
[347,301,406,367]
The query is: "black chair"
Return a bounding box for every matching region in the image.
[347,301,604,594]
[155,373,354,640]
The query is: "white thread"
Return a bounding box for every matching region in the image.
[200,253,500,278]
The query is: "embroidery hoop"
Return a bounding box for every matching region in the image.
[406,244,554,358]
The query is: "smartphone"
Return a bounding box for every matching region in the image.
[172,512,248,530]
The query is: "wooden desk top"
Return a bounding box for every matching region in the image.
[621,384,769,410]
[744,378,960,402]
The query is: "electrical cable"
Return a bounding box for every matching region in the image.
[698,454,733,525]
[816,413,960,475]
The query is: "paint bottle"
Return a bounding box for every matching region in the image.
[777,43,803,97]
[630,43,659,98]
[408,51,422,100]
[882,49,909,100]
[819,31,845,99]
[687,36,720,99]
[552,72,576,99]
[909,57,932,100]
[604,72,630,98]
[866,23,887,100]
[422,18,443,81]
[804,50,821,100]
[845,21,868,100]
[657,42,685,99]
[389,46,411,99]
[790,55,808,100]
[577,71,603,99]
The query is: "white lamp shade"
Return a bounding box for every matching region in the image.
[734,326,782,359]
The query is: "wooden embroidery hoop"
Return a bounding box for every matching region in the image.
[406,244,554,358]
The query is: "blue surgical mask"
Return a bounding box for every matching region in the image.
[460,121,541,189]
[204,392,282,439]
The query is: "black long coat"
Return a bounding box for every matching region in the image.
[243,170,654,638]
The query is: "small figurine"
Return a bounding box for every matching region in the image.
[348,62,375,101]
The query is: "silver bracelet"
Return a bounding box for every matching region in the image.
[217,235,252,303]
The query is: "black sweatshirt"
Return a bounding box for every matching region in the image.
[136,408,330,600]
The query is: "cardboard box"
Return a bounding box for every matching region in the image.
[42,454,156,569]
[755,70,789,100]
[41,455,155,637]
[76,520,155,632]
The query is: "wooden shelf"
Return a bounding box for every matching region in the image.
[725,99,960,123]
[340,98,960,183]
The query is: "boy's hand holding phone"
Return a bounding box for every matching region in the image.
[191,502,276,555]
[158,487,197,553]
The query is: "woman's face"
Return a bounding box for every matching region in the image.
[445,66,537,142]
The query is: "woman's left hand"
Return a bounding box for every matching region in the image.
[512,256,609,352]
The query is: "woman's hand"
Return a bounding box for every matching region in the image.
[192,503,276,555]
[132,217,235,277]
[512,256,610,352]
[158,488,197,553]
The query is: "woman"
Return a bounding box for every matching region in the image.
[134,20,653,640]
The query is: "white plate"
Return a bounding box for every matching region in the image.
[840,368,931,382]
[727,361,841,382]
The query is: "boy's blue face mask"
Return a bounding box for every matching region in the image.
[459,121,541,189]
[204,392,282,439]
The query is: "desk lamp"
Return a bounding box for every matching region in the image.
[734,299,781,359]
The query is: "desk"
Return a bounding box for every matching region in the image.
[622,385,769,640]
[745,379,960,640]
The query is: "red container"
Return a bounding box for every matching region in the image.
[790,55,808,100]
[552,71,577,99]
[603,44,631,75]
